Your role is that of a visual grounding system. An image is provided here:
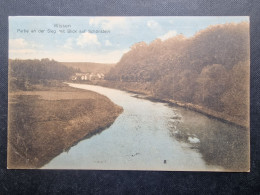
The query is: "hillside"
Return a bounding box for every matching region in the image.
[105,22,250,127]
[61,62,115,74]
[9,59,78,90]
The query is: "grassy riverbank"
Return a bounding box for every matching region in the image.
[89,80,249,128]
[8,83,123,169]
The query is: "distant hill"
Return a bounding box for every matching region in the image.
[60,62,115,74]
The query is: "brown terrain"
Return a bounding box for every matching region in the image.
[8,84,123,169]
[91,80,249,128]
[61,62,115,73]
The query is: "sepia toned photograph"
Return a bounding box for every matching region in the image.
[8,16,250,171]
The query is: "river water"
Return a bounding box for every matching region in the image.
[43,83,249,171]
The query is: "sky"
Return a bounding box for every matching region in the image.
[9,16,249,63]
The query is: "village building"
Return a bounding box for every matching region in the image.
[71,72,105,81]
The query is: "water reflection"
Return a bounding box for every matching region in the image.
[167,107,249,171]
[43,83,249,171]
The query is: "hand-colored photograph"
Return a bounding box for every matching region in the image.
[8,16,250,171]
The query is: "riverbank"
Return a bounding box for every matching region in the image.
[54,83,249,171]
[8,83,123,169]
[145,96,248,129]
[87,80,249,128]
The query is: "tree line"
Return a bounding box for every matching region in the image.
[106,22,249,121]
[9,58,79,90]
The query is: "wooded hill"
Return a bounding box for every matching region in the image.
[61,62,115,73]
[9,58,78,90]
[106,22,250,125]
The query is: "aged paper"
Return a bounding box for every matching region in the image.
[8,16,250,171]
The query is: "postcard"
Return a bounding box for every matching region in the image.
[8,16,250,171]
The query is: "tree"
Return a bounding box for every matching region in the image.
[105,22,250,120]
[221,60,250,119]
[194,64,229,111]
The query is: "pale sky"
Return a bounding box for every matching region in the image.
[9,16,249,63]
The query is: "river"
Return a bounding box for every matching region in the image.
[43,83,249,171]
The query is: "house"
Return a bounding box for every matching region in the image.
[71,72,105,81]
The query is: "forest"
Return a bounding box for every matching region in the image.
[9,58,78,90]
[61,62,114,73]
[106,22,250,125]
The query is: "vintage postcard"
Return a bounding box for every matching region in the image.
[8,16,250,171]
